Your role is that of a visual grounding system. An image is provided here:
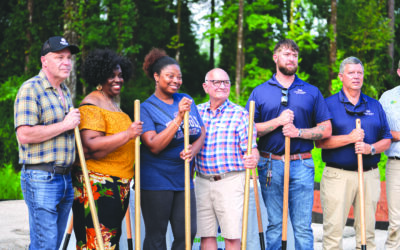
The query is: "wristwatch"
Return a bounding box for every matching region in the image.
[370,144,376,155]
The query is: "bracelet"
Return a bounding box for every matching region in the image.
[298,129,302,137]
[172,118,180,128]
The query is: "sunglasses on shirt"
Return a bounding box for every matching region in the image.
[281,88,288,106]
[343,102,366,116]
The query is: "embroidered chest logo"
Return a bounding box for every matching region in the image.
[294,89,306,95]
[364,109,374,116]
[390,100,397,104]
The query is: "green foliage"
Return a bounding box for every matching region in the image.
[215,0,280,101]
[231,57,273,107]
[0,75,24,101]
[336,0,392,99]
[330,50,345,95]
[0,75,27,172]
[0,0,398,199]
[378,153,388,181]
[167,35,184,50]
[0,0,64,80]
[311,147,325,183]
[286,1,318,53]
[0,163,23,200]
[119,0,208,117]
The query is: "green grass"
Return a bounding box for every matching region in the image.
[0,163,23,200]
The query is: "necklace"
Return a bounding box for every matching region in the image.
[100,90,121,112]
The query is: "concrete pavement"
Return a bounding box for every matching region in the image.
[0,199,388,250]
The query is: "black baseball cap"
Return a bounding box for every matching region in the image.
[41,36,80,56]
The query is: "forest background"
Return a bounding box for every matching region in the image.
[1,0,399,199]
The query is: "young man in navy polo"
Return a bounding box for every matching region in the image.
[316,56,391,250]
[246,39,332,249]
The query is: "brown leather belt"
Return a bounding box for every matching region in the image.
[260,151,312,161]
[196,171,243,182]
[24,163,71,175]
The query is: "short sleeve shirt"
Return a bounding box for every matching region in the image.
[322,89,392,171]
[379,86,400,157]
[140,93,204,191]
[246,74,331,155]
[78,105,135,179]
[195,99,258,175]
[14,70,75,166]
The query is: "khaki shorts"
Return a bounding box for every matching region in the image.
[195,171,245,239]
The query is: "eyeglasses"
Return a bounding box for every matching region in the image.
[281,88,288,106]
[343,103,366,116]
[206,80,231,88]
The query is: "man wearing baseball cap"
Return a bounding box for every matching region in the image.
[14,36,81,249]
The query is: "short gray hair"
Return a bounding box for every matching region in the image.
[339,56,363,74]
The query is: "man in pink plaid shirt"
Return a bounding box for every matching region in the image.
[194,68,259,250]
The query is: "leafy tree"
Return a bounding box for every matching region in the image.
[121,0,207,115]
[235,0,244,102]
[336,0,392,98]
[215,0,281,106]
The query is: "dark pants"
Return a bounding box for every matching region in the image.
[72,168,131,250]
[141,189,197,250]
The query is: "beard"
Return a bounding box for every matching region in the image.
[278,64,298,76]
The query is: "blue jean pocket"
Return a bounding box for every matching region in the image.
[257,156,269,171]
[302,158,315,168]
[27,170,54,183]
[257,156,270,184]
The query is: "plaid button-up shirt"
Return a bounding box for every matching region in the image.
[195,99,257,175]
[14,70,75,166]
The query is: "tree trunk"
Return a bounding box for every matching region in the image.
[286,0,291,31]
[328,0,337,94]
[235,0,244,102]
[175,0,182,63]
[63,0,79,105]
[25,0,33,73]
[209,0,215,69]
[388,0,395,73]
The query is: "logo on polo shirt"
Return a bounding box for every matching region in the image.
[60,38,69,46]
[294,89,306,95]
[364,109,374,116]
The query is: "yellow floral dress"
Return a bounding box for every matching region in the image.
[72,105,135,250]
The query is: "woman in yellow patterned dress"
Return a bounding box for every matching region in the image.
[72,49,143,249]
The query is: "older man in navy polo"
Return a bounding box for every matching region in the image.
[246,39,332,249]
[316,56,391,250]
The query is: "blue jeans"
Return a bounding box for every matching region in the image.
[258,155,315,250]
[21,167,74,250]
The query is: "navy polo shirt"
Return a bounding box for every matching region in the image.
[246,74,332,155]
[321,89,392,171]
